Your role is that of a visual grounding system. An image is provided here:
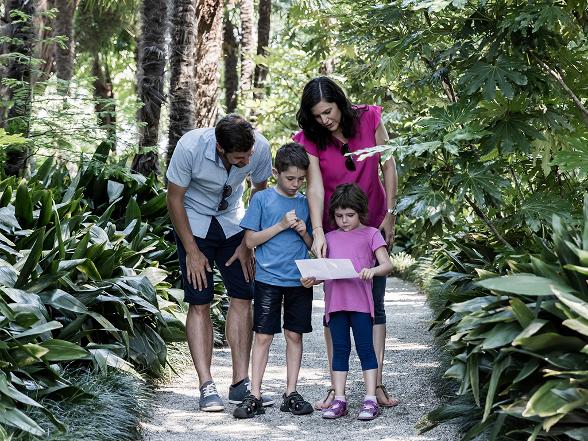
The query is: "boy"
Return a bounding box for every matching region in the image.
[234,143,314,419]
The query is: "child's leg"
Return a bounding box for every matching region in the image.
[284,330,302,395]
[328,312,352,397]
[250,332,274,398]
[250,281,283,398]
[349,312,378,396]
[282,285,313,395]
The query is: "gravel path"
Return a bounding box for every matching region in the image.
[141,277,457,440]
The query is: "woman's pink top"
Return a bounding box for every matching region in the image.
[323,226,387,323]
[293,105,386,232]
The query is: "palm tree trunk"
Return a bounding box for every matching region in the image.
[239,0,254,105]
[167,0,196,164]
[253,0,270,100]
[223,3,238,113]
[193,0,223,127]
[54,0,78,91]
[132,0,169,176]
[35,0,56,81]
[3,0,36,176]
[92,53,116,147]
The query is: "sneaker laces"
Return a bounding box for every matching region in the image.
[201,382,219,398]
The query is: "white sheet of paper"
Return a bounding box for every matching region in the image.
[295,258,359,280]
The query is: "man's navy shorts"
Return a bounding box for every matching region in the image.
[175,218,253,305]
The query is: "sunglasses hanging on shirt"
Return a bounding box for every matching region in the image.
[340,143,356,171]
[217,184,232,211]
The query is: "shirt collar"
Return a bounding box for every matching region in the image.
[204,131,219,163]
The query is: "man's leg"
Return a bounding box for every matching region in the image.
[226,297,253,384]
[186,304,214,387]
[373,323,386,386]
[250,333,273,398]
[284,330,303,395]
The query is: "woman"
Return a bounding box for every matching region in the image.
[293,76,399,409]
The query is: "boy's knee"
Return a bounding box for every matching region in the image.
[284,330,302,343]
[255,333,274,346]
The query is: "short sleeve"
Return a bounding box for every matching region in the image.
[370,228,386,252]
[250,134,272,184]
[240,192,263,232]
[293,131,319,157]
[166,140,192,188]
[368,105,383,133]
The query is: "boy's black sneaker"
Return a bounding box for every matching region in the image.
[233,393,265,419]
[280,391,313,415]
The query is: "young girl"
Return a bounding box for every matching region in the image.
[302,183,393,421]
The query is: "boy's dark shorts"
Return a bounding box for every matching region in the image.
[253,280,313,335]
[175,218,253,305]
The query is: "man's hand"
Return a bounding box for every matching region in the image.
[311,228,327,258]
[359,267,377,280]
[279,209,298,230]
[226,239,255,282]
[186,249,213,291]
[379,213,396,250]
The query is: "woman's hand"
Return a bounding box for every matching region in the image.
[311,228,327,258]
[379,213,396,250]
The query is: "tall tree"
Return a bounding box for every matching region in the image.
[167,0,196,163]
[239,0,254,104]
[131,0,168,176]
[253,0,270,100]
[92,52,116,145]
[3,0,36,176]
[54,0,78,89]
[193,0,223,127]
[223,2,238,113]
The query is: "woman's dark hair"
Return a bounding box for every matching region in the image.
[328,183,369,227]
[274,142,310,173]
[215,114,255,153]
[296,77,363,151]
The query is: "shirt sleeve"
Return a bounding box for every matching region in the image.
[240,192,263,232]
[370,228,387,252]
[250,134,273,184]
[293,131,319,157]
[166,140,192,188]
[368,105,383,134]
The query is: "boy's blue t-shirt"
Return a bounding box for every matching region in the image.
[240,187,310,287]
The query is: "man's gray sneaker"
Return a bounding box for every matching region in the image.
[199,380,224,412]
[228,377,275,407]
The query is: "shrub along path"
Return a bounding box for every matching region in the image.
[141,277,457,440]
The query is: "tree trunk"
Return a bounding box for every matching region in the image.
[253,0,270,100]
[239,0,254,105]
[35,0,56,81]
[193,0,223,127]
[167,0,196,164]
[132,0,168,176]
[3,0,36,176]
[54,0,78,90]
[223,4,238,113]
[92,53,117,147]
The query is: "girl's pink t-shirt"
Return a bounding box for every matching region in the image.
[293,105,386,232]
[323,226,386,323]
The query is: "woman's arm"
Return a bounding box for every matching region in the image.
[376,119,398,249]
[306,154,328,257]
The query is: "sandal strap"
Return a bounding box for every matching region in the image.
[376,384,391,400]
[322,387,335,404]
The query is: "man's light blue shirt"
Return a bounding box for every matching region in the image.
[240,188,311,286]
[166,127,272,239]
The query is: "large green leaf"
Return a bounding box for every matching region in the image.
[39,289,89,314]
[0,406,45,436]
[461,56,528,100]
[476,274,571,297]
[39,339,88,361]
[14,180,33,228]
[14,226,46,288]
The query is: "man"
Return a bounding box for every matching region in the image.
[166,114,273,412]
